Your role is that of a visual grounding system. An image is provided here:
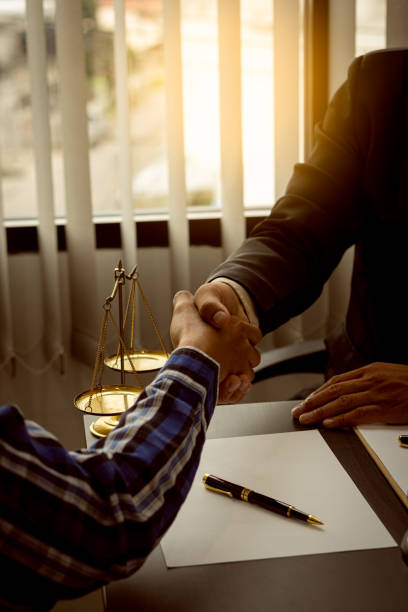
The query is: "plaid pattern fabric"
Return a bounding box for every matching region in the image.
[0,347,218,611]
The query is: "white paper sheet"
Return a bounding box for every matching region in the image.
[355,424,408,507]
[161,430,395,567]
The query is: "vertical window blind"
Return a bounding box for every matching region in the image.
[163,0,190,290]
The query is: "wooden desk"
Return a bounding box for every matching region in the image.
[84,401,408,611]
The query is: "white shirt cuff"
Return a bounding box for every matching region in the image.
[211,277,259,326]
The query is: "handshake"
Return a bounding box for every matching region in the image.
[171,282,408,426]
[170,281,261,404]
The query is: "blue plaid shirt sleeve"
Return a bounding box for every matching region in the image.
[0,347,219,611]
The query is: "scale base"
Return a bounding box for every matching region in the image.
[89,415,121,438]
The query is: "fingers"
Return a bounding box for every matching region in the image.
[233,321,261,369]
[218,375,252,404]
[291,377,371,420]
[170,291,200,350]
[220,319,261,380]
[291,362,408,428]
[244,322,263,347]
[293,391,370,425]
[296,368,367,402]
[248,343,261,369]
[322,405,384,428]
[291,385,387,428]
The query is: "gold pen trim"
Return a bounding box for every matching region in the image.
[241,488,251,502]
[202,474,233,498]
[286,505,294,517]
[307,514,324,525]
[204,484,233,497]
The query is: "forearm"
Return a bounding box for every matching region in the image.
[77,347,219,570]
[0,348,218,606]
[207,230,338,333]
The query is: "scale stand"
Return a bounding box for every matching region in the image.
[74,260,169,437]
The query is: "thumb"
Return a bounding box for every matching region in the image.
[194,284,231,329]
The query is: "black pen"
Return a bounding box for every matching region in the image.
[202,474,324,526]
[398,434,408,448]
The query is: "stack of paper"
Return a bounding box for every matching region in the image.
[355,424,408,509]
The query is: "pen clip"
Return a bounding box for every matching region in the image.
[202,474,233,498]
[204,483,233,497]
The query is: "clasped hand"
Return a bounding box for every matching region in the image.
[192,281,262,402]
[171,290,261,395]
[291,362,408,427]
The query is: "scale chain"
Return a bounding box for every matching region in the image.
[87,307,110,412]
[135,277,168,357]
[108,310,144,388]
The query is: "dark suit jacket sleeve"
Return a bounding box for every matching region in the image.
[207,54,369,334]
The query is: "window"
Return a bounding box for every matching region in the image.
[356,0,386,56]
[0,0,390,224]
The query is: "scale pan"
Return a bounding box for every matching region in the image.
[104,350,168,373]
[74,384,142,416]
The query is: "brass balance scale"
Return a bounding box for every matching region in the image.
[74,261,169,437]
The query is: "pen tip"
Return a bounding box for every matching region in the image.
[308,515,324,525]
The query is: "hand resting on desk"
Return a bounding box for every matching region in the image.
[291,362,408,427]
